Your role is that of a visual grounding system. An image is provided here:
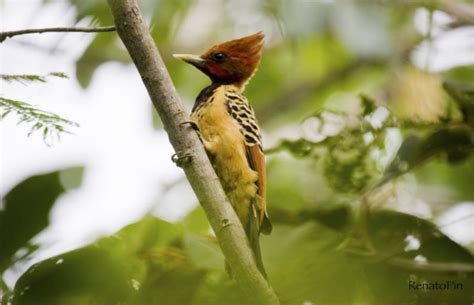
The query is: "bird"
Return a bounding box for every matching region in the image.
[173,32,272,278]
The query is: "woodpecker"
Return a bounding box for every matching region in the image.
[174,32,272,278]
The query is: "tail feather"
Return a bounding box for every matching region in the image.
[260,209,272,235]
[248,202,267,279]
[224,202,269,279]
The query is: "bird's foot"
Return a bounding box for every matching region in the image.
[171,151,193,168]
[180,121,203,143]
[180,120,200,131]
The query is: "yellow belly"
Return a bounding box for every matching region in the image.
[191,85,258,227]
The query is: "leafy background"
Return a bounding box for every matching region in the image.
[1,0,473,304]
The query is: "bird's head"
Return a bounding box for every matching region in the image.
[174,32,264,89]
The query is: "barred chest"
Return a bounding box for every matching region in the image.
[191,84,261,148]
[190,84,260,217]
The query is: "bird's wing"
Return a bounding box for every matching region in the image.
[225,91,272,234]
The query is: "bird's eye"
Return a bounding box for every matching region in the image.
[212,52,225,62]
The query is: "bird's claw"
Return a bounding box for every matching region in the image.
[180,120,200,131]
[181,120,204,143]
[171,151,193,167]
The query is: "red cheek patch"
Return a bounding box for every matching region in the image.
[208,64,227,78]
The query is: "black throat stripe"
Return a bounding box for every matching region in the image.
[192,83,221,113]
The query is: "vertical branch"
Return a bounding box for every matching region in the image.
[106,1,280,304]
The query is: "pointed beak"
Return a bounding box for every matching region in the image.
[173,54,206,68]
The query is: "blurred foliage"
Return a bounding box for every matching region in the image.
[2,0,474,304]
[69,0,193,88]
[443,80,474,126]
[267,94,393,193]
[3,211,473,305]
[0,169,83,292]
[268,81,474,194]
[382,80,474,185]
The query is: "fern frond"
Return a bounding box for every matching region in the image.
[0,97,79,145]
[0,72,69,85]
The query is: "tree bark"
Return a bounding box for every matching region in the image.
[106,1,280,304]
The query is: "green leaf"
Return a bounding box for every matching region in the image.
[415,157,474,200]
[49,72,69,79]
[13,247,142,305]
[103,215,182,255]
[443,65,474,83]
[443,80,474,126]
[10,217,205,305]
[359,93,377,116]
[59,167,85,190]
[264,210,474,305]
[362,210,474,305]
[381,126,474,185]
[0,168,83,274]
[10,209,474,305]
[367,210,473,262]
[0,74,46,84]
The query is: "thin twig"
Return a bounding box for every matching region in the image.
[377,255,474,273]
[106,1,280,304]
[0,26,116,42]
